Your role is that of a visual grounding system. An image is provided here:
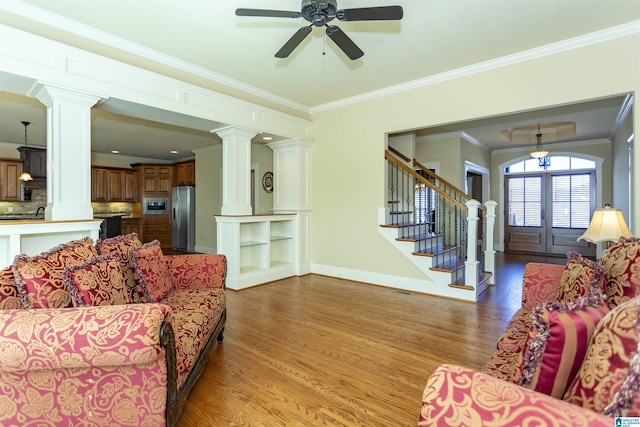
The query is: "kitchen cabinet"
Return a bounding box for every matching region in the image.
[122,170,137,201]
[91,167,137,202]
[0,159,23,201]
[138,165,172,194]
[175,160,195,186]
[142,215,171,248]
[17,147,46,179]
[92,168,108,202]
[121,217,141,236]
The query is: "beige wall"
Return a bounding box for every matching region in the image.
[194,145,222,253]
[310,33,639,281]
[252,143,274,214]
[194,142,273,253]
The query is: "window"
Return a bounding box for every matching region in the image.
[507,176,541,227]
[505,156,595,174]
[551,174,591,228]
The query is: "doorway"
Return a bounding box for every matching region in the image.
[505,157,596,257]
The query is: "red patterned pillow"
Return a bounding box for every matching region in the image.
[96,232,143,303]
[62,251,134,307]
[519,294,610,398]
[600,237,640,308]
[12,237,98,309]
[0,266,22,310]
[131,240,173,303]
[554,252,604,303]
[563,296,640,416]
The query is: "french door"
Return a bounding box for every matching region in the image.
[505,171,595,257]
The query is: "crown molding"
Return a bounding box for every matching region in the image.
[492,138,611,155]
[609,93,634,140]
[1,0,311,115]
[3,1,639,117]
[311,20,640,114]
[416,131,488,151]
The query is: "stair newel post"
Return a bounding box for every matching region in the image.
[484,200,497,285]
[464,199,480,297]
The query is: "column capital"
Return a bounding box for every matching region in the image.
[29,83,106,108]
[267,138,314,150]
[213,126,257,141]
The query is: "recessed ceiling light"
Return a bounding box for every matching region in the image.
[171,150,178,154]
[111,150,120,154]
[262,136,273,141]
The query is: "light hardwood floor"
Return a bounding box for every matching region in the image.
[177,252,566,427]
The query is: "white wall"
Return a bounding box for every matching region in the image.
[310,33,639,286]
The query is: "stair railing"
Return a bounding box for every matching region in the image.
[386,150,471,285]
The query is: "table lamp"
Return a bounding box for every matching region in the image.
[577,205,634,247]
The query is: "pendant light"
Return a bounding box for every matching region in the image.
[18,121,33,182]
[530,123,548,159]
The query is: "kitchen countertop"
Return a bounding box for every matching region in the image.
[0,212,137,220]
[93,213,134,219]
[0,215,45,220]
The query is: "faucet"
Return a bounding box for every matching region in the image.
[36,206,45,216]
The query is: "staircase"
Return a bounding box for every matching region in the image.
[379,148,497,302]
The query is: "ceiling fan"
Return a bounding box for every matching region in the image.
[236,0,403,60]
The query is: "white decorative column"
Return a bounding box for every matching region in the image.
[268,139,313,275]
[31,84,104,220]
[215,127,257,216]
[465,199,481,297]
[484,200,498,285]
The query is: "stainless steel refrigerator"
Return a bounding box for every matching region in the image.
[172,186,195,252]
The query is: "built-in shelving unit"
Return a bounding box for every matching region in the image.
[215,214,297,290]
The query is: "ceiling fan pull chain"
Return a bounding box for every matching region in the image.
[323,31,326,55]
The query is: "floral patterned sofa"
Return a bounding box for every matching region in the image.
[420,237,640,426]
[0,233,227,427]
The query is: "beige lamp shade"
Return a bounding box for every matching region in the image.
[18,171,33,181]
[577,207,634,243]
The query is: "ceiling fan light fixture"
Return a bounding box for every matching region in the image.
[19,120,34,181]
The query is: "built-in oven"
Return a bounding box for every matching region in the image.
[143,197,169,215]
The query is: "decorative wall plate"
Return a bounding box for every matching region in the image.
[262,172,273,193]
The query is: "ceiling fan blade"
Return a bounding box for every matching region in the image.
[336,6,403,21]
[326,25,364,60]
[275,26,313,58]
[236,8,302,18]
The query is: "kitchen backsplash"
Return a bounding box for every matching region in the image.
[0,188,46,215]
[92,201,133,214]
[0,189,132,215]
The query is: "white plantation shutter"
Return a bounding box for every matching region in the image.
[551,174,591,228]
[508,176,542,227]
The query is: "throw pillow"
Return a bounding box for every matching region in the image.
[62,251,133,307]
[519,294,610,398]
[600,237,640,308]
[563,296,640,417]
[131,240,174,303]
[95,232,143,303]
[0,265,22,310]
[12,237,98,309]
[554,251,604,303]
